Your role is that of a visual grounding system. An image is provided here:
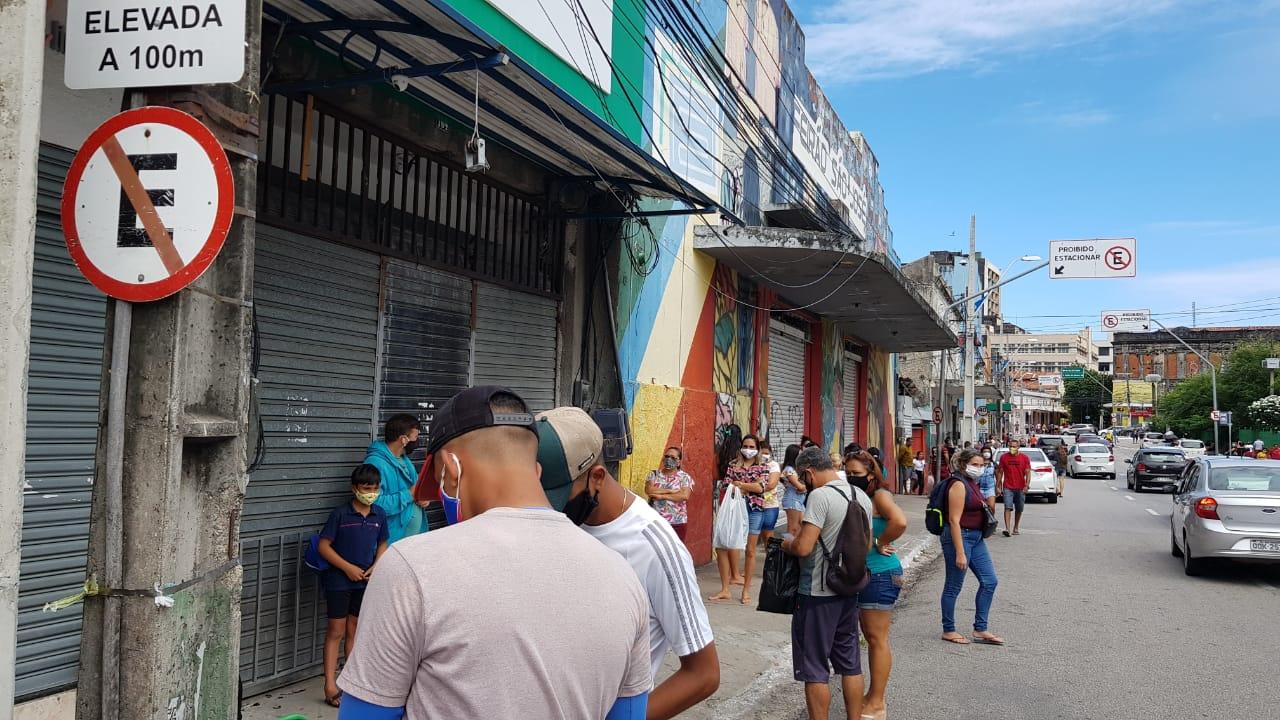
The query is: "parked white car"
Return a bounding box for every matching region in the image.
[1143,432,1167,448]
[1180,439,1206,458]
[1067,443,1116,478]
[994,448,1059,503]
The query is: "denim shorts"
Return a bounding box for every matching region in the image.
[856,568,904,611]
[748,506,780,535]
[1003,488,1026,512]
[782,485,807,511]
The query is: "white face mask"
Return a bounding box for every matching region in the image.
[740,448,759,460]
[965,465,984,479]
[982,452,991,459]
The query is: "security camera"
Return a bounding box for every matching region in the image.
[389,74,410,92]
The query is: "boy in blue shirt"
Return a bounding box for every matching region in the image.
[318,464,389,707]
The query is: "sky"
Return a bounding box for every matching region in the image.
[788,0,1280,335]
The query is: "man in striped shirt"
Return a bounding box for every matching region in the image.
[537,407,720,720]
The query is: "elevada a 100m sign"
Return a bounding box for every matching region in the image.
[64,1,246,90]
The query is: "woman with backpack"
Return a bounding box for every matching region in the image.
[845,449,908,720]
[940,448,1004,646]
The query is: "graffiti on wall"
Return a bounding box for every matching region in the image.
[711,265,758,449]
[865,348,892,453]
[820,321,845,451]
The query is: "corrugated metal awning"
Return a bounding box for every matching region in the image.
[693,225,957,352]
[263,0,718,207]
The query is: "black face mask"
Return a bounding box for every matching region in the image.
[847,474,870,492]
[402,438,419,454]
[562,488,599,526]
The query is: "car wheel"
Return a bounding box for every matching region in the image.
[1133,478,1143,493]
[1183,534,1207,576]
[1108,473,1116,480]
[1048,494,1058,504]
[1170,527,1183,558]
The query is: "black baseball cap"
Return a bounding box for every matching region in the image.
[426,385,538,455]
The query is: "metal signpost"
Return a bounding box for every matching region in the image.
[64,0,247,89]
[1048,238,1137,279]
[1149,318,1221,454]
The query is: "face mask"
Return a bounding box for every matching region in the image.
[965,465,984,479]
[982,452,991,459]
[562,484,599,526]
[1010,447,1020,455]
[760,454,772,463]
[662,456,679,470]
[354,490,380,506]
[402,437,419,454]
[440,453,462,525]
[847,474,870,492]
[740,448,758,460]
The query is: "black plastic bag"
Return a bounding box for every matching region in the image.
[757,536,800,614]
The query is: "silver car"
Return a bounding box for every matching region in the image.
[1170,457,1280,576]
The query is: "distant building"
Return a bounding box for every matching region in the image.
[987,327,1099,376]
[1111,326,1280,384]
[1097,336,1113,374]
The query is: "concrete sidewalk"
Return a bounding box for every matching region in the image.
[241,494,940,720]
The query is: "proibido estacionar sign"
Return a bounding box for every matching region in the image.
[1048,238,1137,279]
[64,1,246,90]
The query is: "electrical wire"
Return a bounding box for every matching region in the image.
[542,0,868,290]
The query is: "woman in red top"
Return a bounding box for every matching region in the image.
[940,449,1003,646]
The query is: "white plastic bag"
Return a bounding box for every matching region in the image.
[713,484,749,550]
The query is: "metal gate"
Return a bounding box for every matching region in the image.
[15,144,107,700]
[843,352,862,449]
[375,259,472,529]
[239,225,381,694]
[472,284,558,413]
[767,319,807,450]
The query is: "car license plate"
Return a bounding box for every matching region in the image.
[1089,466,1104,471]
[1251,540,1280,553]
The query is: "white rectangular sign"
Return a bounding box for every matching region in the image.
[64,1,245,90]
[1038,375,1061,386]
[1048,238,1137,279]
[1265,358,1280,370]
[1101,309,1151,332]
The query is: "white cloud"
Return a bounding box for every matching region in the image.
[1007,100,1114,127]
[803,0,1187,83]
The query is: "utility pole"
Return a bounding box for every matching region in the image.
[1192,301,1197,328]
[962,215,977,444]
[75,5,263,719]
[0,0,46,712]
[1150,319,1220,454]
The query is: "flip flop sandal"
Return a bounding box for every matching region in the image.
[325,690,343,708]
[941,634,970,645]
[973,635,1005,645]
[1002,530,1011,537]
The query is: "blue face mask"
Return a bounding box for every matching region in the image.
[440,453,462,525]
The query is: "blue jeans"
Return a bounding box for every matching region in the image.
[748,507,779,535]
[940,529,998,633]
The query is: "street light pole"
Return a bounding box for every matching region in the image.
[1150,319,1220,454]
[962,216,977,444]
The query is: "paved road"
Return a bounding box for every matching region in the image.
[747,441,1280,720]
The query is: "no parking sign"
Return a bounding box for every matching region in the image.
[61,106,234,302]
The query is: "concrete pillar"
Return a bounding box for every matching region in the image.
[0,0,46,714]
[75,5,262,719]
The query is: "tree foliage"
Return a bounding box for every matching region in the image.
[1151,340,1280,436]
[1061,369,1113,424]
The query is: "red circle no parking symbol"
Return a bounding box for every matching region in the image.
[1105,245,1133,272]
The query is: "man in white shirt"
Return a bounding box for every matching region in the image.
[537,407,720,720]
[336,388,652,720]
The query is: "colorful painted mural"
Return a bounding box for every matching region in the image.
[820,321,845,452]
[864,348,896,477]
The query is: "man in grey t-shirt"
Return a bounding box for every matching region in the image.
[782,447,872,720]
[336,387,652,719]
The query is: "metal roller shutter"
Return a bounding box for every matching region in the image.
[767,319,807,450]
[16,144,107,700]
[239,225,380,694]
[472,284,558,413]
[843,353,862,449]
[375,260,472,530]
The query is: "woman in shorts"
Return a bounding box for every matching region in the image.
[846,450,907,720]
[779,444,806,536]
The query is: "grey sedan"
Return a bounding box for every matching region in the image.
[1170,457,1280,576]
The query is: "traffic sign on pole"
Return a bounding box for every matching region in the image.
[1049,239,1137,279]
[61,107,235,302]
[1061,367,1086,380]
[1210,410,1221,421]
[64,0,247,89]
[1101,309,1151,332]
